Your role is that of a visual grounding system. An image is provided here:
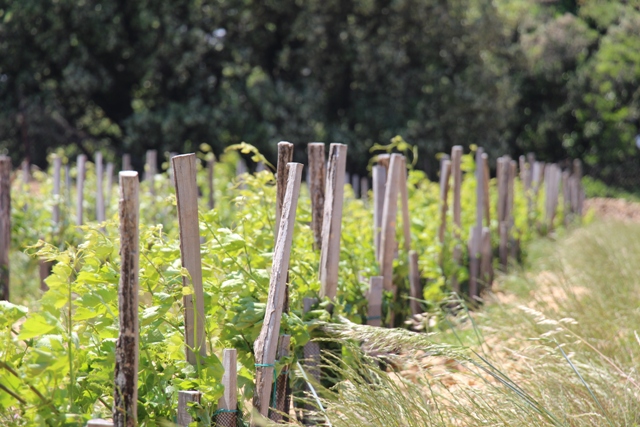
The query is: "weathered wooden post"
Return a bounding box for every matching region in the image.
[105,162,114,218]
[122,154,132,172]
[76,154,86,226]
[438,156,452,245]
[308,143,326,251]
[367,276,384,327]
[468,148,484,299]
[319,144,347,300]
[562,170,571,225]
[482,153,490,226]
[0,156,10,301]
[96,152,105,223]
[450,146,463,294]
[497,157,508,269]
[145,150,157,197]
[113,171,139,427]
[302,298,321,426]
[572,159,584,217]
[351,174,360,198]
[52,155,62,225]
[507,160,517,262]
[372,164,387,261]
[379,154,402,291]
[216,348,238,427]
[177,391,201,426]
[172,154,207,365]
[276,142,295,241]
[252,163,303,424]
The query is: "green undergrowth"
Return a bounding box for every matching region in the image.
[303,220,640,426]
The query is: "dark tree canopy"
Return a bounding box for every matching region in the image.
[1,0,639,185]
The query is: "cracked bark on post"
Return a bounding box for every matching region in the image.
[172,154,206,365]
[252,163,303,424]
[113,171,139,427]
[308,143,326,251]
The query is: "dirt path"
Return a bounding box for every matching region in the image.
[585,197,640,222]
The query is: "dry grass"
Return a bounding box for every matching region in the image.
[290,220,640,427]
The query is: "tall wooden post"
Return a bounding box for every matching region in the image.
[450,146,463,293]
[52,155,62,225]
[372,164,387,261]
[482,153,490,226]
[367,276,384,327]
[106,162,114,218]
[308,143,326,251]
[96,152,105,223]
[319,144,347,300]
[379,154,402,291]
[113,171,139,427]
[0,157,10,301]
[216,349,238,427]
[145,150,157,196]
[468,148,484,299]
[76,154,86,226]
[276,142,295,241]
[438,157,452,245]
[172,154,207,365]
[122,154,132,171]
[252,163,303,423]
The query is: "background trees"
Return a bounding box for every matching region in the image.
[1,0,639,186]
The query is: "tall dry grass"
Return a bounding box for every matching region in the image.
[289,221,640,427]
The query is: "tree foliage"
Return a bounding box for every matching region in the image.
[0,0,639,184]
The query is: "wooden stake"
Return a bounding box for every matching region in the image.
[482,153,490,226]
[96,152,105,223]
[379,154,402,291]
[252,163,303,422]
[21,159,29,185]
[450,146,462,294]
[562,170,571,225]
[113,171,139,427]
[319,144,347,300]
[172,154,207,365]
[480,226,493,291]
[302,298,321,425]
[0,157,10,301]
[217,349,238,427]
[145,150,157,196]
[76,154,86,226]
[308,143,326,251]
[106,162,114,218]
[122,154,132,171]
[177,391,202,427]
[351,174,360,198]
[438,157,452,245]
[399,157,411,252]
[52,155,61,225]
[469,148,484,299]
[276,142,295,240]
[573,159,584,216]
[65,164,71,206]
[372,165,387,261]
[505,160,517,265]
[409,251,421,316]
[367,276,383,327]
